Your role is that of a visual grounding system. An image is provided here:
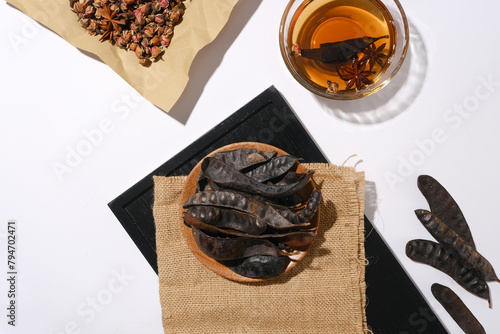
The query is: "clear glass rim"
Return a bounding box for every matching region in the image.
[279,0,410,100]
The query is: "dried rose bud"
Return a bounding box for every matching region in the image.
[150,36,160,46]
[160,0,168,8]
[326,80,339,94]
[141,38,150,47]
[123,31,132,43]
[172,3,185,15]
[132,33,141,43]
[160,35,170,46]
[72,3,84,15]
[151,1,161,13]
[87,20,99,34]
[93,0,102,7]
[110,3,120,12]
[135,13,145,26]
[134,14,147,26]
[84,6,95,17]
[129,42,138,51]
[116,36,127,48]
[144,14,154,24]
[79,18,90,28]
[139,58,152,67]
[135,45,144,58]
[124,0,135,5]
[143,25,155,38]
[143,46,151,57]
[96,8,105,19]
[141,3,151,14]
[163,26,173,36]
[155,14,165,25]
[151,46,162,58]
[169,11,180,23]
[291,44,301,56]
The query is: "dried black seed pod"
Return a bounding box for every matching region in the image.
[184,212,315,244]
[212,148,277,170]
[195,173,210,192]
[225,255,289,279]
[272,230,316,249]
[201,157,312,198]
[415,209,500,283]
[298,36,388,64]
[406,239,491,307]
[184,190,310,230]
[244,155,299,183]
[431,283,486,334]
[417,175,476,249]
[186,206,267,235]
[269,171,305,186]
[253,194,307,210]
[196,149,278,192]
[271,190,322,225]
[191,227,281,261]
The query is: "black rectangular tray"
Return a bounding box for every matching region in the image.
[108,86,447,334]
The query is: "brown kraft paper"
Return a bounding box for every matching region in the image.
[7,0,239,113]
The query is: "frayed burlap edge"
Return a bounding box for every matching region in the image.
[303,163,368,334]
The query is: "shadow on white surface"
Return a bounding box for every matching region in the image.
[167,0,264,125]
[365,179,378,224]
[78,48,105,64]
[317,20,428,124]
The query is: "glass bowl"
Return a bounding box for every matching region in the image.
[279,0,409,100]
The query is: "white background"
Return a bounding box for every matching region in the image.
[1,0,500,333]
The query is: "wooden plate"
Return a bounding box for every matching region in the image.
[179,142,320,282]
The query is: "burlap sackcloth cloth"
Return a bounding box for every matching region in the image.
[153,163,368,334]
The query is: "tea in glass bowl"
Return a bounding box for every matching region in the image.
[280,0,409,100]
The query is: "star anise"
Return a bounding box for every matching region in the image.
[72,1,86,17]
[338,59,375,91]
[98,4,126,43]
[360,43,388,71]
